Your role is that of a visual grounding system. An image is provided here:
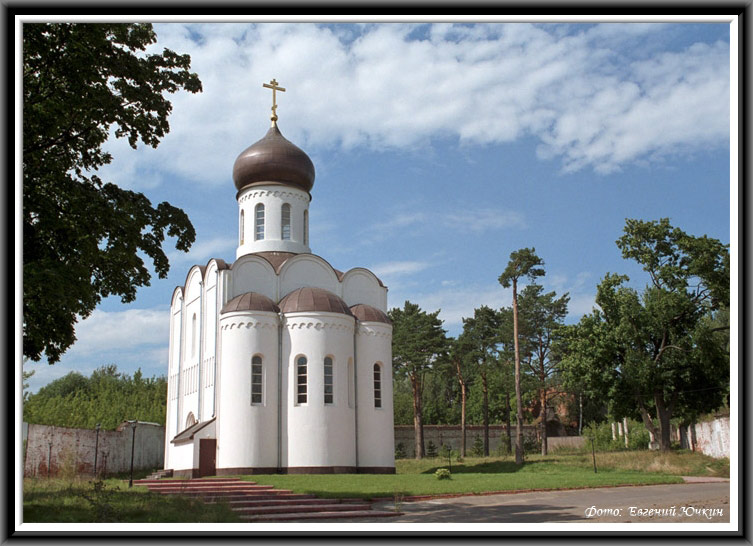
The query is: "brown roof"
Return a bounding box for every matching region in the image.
[170,418,216,445]
[350,304,391,324]
[221,292,280,314]
[232,122,315,193]
[279,287,353,316]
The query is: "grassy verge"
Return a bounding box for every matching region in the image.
[236,450,729,500]
[23,478,240,523]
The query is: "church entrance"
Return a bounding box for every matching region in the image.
[198,439,216,477]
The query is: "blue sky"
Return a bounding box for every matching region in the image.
[22,20,733,393]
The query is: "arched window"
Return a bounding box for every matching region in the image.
[255,203,265,240]
[251,355,263,405]
[296,356,307,404]
[281,203,291,240]
[303,209,309,246]
[239,209,245,245]
[373,363,382,408]
[191,313,197,358]
[186,412,196,428]
[324,356,333,405]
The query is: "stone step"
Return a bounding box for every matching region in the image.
[138,481,258,487]
[155,491,303,501]
[147,483,272,490]
[241,510,401,522]
[216,497,364,508]
[148,486,274,493]
[231,503,372,516]
[134,478,248,485]
[154,488,293,497]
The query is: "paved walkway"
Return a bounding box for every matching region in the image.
[293,481,730,524]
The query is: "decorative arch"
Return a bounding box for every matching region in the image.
[185,412,197,428]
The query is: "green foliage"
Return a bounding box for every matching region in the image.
[434,468,452,480]
[470,436,484,457]
[23,365,167,429]
[582,421,651,452]
[498,247,545,289]
[395,442,407,459]
[425,441,438,458]
[23,23,202,363]
[559,219,729,451]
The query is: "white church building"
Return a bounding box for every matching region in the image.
[164,82,395,476]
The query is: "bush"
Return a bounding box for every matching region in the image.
[434,468,451,480]
[470,436,484,457]
[583,420,651,451]
[395,442,406,459]
[426,441,438,458]
[523,435,541,455]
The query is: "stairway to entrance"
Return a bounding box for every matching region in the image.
[133,477,400,522]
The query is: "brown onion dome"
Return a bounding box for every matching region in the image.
[221,292,280,314]
[279,287,353,316]
[232,122,315,193]
[350,304,391,324]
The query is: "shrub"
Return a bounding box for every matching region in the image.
[395,442,406,459]
[470,436,484,457]
[583,420,651,451]
[434,468,451,480]
[426,441,438,458]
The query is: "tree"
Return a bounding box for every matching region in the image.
[560,219,729,452]
[517,284,569,455]
[23,365,168,429]
[444,336,475,456]
[459,306,502,456]
[23,23,202,363]
[498,248,545,464]
[390,301,447,459]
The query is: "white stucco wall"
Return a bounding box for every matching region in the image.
[279,256,340,298]
[231,256,277,302]
[356,321,395,469]
[217,311,280,470]
[342,269,387,311]
[237,185,311,257]
[282,312,356,469]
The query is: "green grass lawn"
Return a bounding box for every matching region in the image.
[235,450,729,499]
[23,449,728,522]
[23,478,240,523]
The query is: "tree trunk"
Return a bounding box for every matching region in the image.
[540,387,548,456]
[512,279,524,465]
[482,372,489,457]
[410,374,424,459]
[654,391,673,452]
[460,382,467,457]
[455,358,467,457]
[505,392,512,455]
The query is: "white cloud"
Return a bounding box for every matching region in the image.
[443,209,526,233]
[370,260,432,277]
[70,307,169,355]
[167,236,236,267]
[98,22,729,189]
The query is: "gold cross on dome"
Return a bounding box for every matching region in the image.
[263,78,286,121]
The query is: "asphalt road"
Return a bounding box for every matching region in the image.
[301,481,730,524]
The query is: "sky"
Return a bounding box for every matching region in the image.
[21,19,734,394]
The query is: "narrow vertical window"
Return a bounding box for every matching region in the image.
[251,355,263,405]
[281,203,291,240]
[191,314,197,358]
[303,209,309,245]
[324,356,334,405]
[297,356,307,404]
[239,209,245,245]
[373,363,382,408]
[255,203,265,240]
